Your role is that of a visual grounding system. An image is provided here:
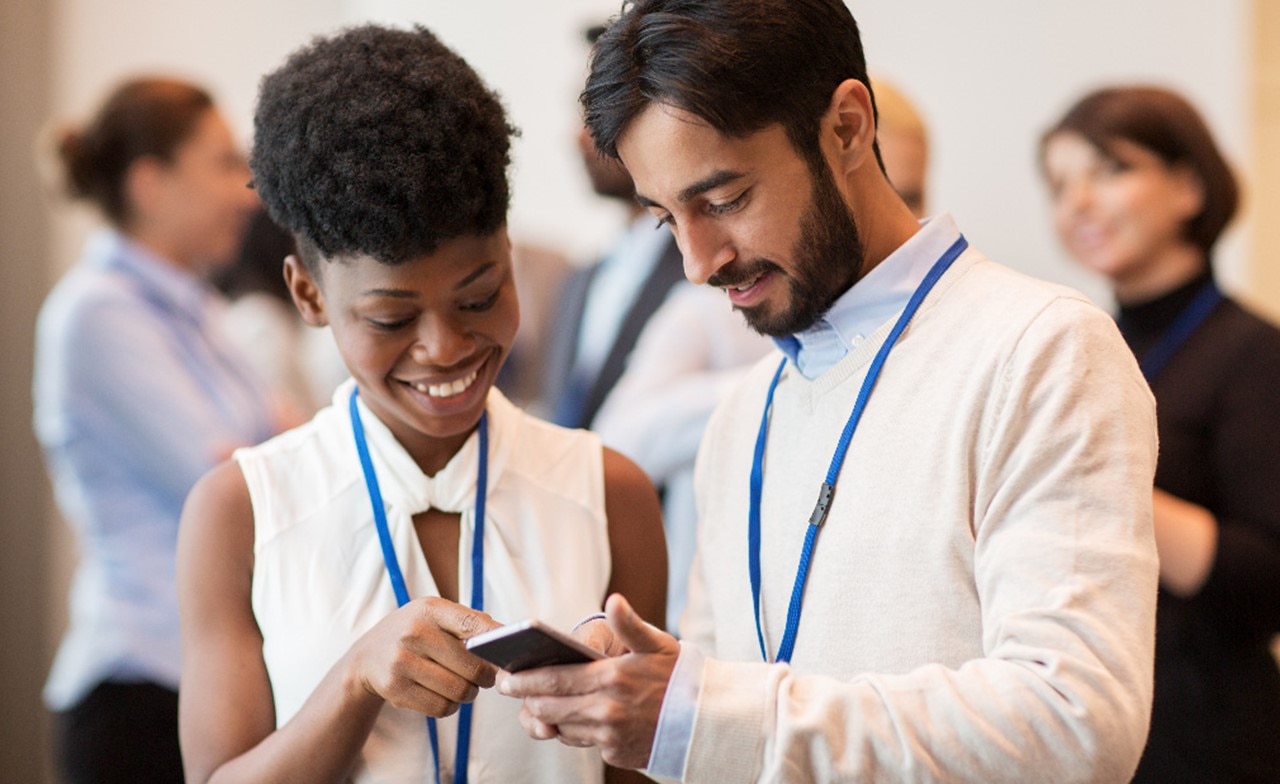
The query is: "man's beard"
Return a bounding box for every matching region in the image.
[709,162,864,337]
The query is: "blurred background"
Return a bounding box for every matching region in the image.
[3,0,1277,778]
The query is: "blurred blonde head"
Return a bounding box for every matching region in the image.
[872,77,929,217]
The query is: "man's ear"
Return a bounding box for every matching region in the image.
[283,254,328,327]
[824,78,877,177]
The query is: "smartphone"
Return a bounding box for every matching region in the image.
[465,619,604,672]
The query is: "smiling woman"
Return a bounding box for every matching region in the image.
[173,24,666,784]
[289,232,519,475]
[1041,85,1280,783]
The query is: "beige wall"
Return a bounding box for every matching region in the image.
[0,0,54,779]
[1250,0,1280,321]
[17,3,346,779]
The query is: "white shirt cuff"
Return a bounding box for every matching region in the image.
[645,641,704,780]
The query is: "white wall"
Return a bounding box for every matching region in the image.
[49,0,348,271]
[852,0,1251,305]
[344,1,1251,301]
[349,0,638,261]
[50,0,1252,290]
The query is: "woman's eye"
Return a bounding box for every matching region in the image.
[367,316,413,331]
[462,290,501,312]
[1097,158,1128,178]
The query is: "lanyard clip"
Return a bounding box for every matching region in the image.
[808,482,835,527]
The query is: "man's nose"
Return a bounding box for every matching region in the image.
[676,218,735,286]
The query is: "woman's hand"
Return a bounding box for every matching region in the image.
[344,597,502,717]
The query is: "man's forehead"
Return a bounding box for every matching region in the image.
[618,103,784,204]
[617,103,718,164]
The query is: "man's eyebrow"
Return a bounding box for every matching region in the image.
[634,169,748,210]
[677,170,746,203]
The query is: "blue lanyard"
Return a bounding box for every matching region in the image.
[748,236,968,664]
[114,258,275,442]
[1131,279,1221,382]
[349,386,488,784]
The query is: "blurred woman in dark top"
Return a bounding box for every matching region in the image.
[1042,85,1280,784]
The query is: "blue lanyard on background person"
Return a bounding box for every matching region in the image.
[349,386,488,784]
[1130,279,1222,382]
[113,256,275,442]
[748,236,968,664]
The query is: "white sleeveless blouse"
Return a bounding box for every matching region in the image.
[238,380,609,783]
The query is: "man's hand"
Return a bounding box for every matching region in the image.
[501,593,680,769]
[574,613,628,657]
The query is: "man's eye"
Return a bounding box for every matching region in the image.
[707,192,747,216]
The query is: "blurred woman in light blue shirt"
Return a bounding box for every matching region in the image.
[33,77,272,783]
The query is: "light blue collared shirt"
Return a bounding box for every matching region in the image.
[647,213,965,779]
[34,229,277,710]
[773,213,964,379]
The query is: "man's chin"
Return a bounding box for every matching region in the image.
[737,302,818,338]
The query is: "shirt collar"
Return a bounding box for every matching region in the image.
[92,228,219,326]
[774,213,963,379]
[341,379,515,517]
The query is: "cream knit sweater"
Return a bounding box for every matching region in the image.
[682,248,1159,783]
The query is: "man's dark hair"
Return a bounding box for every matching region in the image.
[251,24,517,270]
[582,0,879,177]
[1042,85,1238,258]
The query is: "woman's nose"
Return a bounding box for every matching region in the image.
[410,313,474,367]
[1058,178,1094,216]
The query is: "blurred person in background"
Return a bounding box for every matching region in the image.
[543,24,771,632]
[212,207,347,420]
[872,77,930,218]
[33,76,277,783]
[1042,84,1280,783]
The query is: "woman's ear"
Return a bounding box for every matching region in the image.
[123,155,167,223]
[1170,164,1206,223]
[283,254,328,327]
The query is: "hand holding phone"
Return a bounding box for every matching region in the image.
[465,619,604,672]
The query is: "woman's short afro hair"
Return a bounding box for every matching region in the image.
[250,24,517,267]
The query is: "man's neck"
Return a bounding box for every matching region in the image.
[849,176,923,283]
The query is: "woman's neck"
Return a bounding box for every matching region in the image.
[403,428,472,477]
[1112,242,1208,307]
[124,222,199,273]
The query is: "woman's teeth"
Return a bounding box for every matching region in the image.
[413,369,479,398]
